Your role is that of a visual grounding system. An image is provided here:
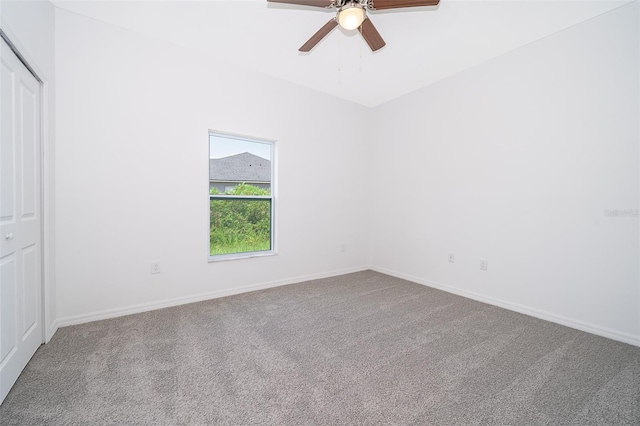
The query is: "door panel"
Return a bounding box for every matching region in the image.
[0,61,14,222]
[20,82,36,219]
[0,38,42,405]
[0,255,17,364]
[22,245,37,335]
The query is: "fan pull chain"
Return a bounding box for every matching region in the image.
[337,33,342,85]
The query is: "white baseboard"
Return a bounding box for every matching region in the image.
[370,266,640,348]
[52,265,640,348]
[55,265,369,328]
[46,320,59,343]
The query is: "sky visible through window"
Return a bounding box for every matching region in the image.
[209,134,271,160]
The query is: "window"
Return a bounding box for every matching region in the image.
[209,131,275,260]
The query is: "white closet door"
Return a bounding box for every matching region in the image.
[0,37,42,405]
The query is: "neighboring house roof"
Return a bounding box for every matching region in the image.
[209,152,271,182]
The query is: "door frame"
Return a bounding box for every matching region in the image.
[0,22,55,343]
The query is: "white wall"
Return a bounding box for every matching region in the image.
[53,2,640,346]
[369,3,639,345]
[0,0,57,340]
[54,9,370,322]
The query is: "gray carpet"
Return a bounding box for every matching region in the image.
[1,270,639,425]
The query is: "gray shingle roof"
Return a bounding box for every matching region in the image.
[209,152,271,182]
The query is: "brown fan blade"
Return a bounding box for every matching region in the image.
[267,0,334,8]
[368,0,439,10]
[299,19,338,52]
[359,17,386,52]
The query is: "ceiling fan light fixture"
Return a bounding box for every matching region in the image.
[337,6,365,31]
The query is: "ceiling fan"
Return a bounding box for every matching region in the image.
[267,0,440,52]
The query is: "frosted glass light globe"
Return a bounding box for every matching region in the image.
[338,6,365,31]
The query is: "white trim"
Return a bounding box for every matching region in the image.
[40,73,55,343]
[208,250,276,263]
[208,129,276,262]
[56,266,369,327]
[48,320,59,342]
[0,20,48,105]
[370,266,640,348]
[41,80,55,344]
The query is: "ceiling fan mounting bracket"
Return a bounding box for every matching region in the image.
[334,0,369,8]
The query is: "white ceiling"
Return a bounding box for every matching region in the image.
[52,0,630,107]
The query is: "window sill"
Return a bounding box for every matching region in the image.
[208,250,277,263]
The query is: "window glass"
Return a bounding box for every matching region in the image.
[209,132,274,259]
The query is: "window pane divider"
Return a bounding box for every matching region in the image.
[209,195,271,201]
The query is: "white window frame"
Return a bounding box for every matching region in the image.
[208,130,276,262]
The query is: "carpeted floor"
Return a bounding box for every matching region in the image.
[1,270,639,425]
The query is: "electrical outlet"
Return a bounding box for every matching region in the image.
[448,253,455,263]
[340,243,346,252]
[151,261,161,274]
[480,260,488,271]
